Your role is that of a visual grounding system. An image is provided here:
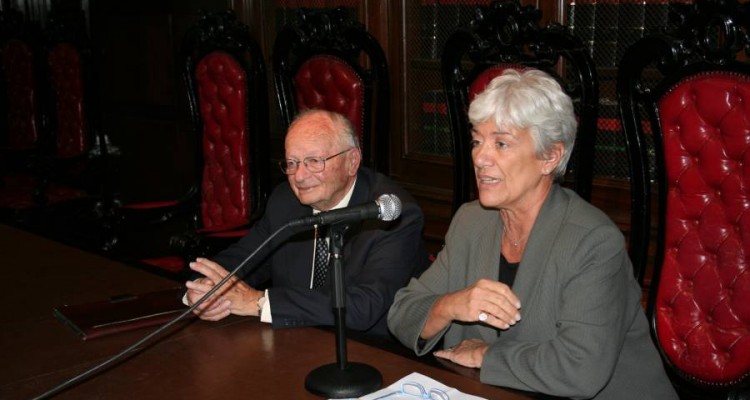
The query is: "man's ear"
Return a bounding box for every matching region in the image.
[348,148,362,175]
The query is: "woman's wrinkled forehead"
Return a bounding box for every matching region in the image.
[472,118,522,135]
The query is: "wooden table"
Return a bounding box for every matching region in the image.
[0,224,536,400]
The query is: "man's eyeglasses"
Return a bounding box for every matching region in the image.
[372,381,450,400]
[279,148,354,175]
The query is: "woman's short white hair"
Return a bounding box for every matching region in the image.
[467,69,577,179]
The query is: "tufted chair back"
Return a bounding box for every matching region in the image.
[617,1,750,397]
[0,10,44,213]
[31,10,109,208]
[193,51,255,233]
[441,1,598,215]
[0,10,41,169]
[2,38,39,149]
[47,42,86,159]
[273,7,389,175]
[293,55,364,143]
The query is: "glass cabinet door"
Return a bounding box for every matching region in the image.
[402,1,485,160]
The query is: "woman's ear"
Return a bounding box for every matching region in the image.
[542,143,564,175]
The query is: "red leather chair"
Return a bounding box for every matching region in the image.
[272,7,390,175]
[35,11,110,209]
[618,1,750,397]
[441,1,598,217]
[0,9,105,216]
[107,10,270,276]
[0,9,47,211]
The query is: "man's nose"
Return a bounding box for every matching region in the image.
[293,163,311,181]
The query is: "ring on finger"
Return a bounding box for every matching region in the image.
[478,312,489,322]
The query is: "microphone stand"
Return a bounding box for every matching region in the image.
[304,223,382,398]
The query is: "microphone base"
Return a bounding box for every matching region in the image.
[304,362,382,398]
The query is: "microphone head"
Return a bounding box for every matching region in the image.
[377,194,402,221]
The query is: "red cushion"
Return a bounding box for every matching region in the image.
[294,55,365,145]
[195,51,251,231]
[0,174,86,209]
[48,43,87,159]
[196,219,248,235]
[121,200,180,210]
[1,39,38,148]
[469,64,526,100]
[141,256,185,273]
[202,227,249,238]
[656,71,750,385]
[0,174,37,209]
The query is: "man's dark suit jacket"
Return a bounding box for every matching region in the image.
[212,167,429,336]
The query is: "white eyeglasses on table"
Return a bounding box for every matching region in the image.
[372,381,450,400]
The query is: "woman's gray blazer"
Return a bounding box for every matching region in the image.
[387,185,677,400]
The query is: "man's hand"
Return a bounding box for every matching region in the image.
[185,275,231,321]
[185,257,263,320]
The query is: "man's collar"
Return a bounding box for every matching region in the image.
[312,177,357,214]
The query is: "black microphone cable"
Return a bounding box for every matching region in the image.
[32,220,297,400]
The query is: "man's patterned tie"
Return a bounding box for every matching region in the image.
[312,226,329,288]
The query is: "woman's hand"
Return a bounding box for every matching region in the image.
[422,278,522,339]
[447,278,522,330]
[434,339,490,368]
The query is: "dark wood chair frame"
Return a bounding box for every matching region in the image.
[441,0,598,217]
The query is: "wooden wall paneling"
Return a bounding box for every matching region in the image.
[80,0,637,264]
[232,0,285,187]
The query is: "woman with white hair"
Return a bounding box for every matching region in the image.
[387,69,676,399]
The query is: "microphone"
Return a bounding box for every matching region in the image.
[289,194,402,227]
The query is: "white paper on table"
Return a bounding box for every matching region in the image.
[356,372,488,400]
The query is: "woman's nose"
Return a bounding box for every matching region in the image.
[472,143,492,168]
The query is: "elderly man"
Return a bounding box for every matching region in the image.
[185,109,428,336]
